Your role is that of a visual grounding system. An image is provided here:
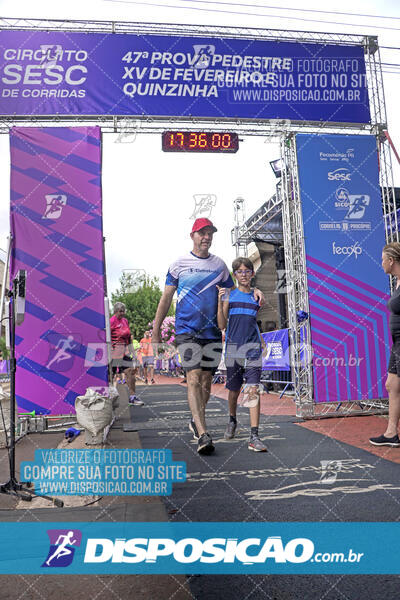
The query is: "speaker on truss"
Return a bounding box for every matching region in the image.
[15,269,26,326]
[4,300,10,349]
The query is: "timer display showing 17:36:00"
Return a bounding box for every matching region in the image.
[162,131,239,153]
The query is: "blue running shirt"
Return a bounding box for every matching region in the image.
[166,252,234,339]
[225,288,262,359]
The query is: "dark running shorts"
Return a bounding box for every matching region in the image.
[175,333,222,373]
[111,355,134,375]
[388,335,400,377]
[226,360,262,392]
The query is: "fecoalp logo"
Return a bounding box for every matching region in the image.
[42,529,82,568]
[332,241,362,259]
[328,168,351,182]
[83,536,315,565]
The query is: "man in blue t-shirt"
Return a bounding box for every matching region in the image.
[152,218,264,455]
[217,256,267,453]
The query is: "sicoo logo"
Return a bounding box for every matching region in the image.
[328,168,351,181]
[83,536,314,564]
[42,529,82,568]
[332,241,362,259]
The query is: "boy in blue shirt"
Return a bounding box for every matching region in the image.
[217,257,267,452]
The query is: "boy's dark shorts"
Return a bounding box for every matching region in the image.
[226,359,262,392]
[175,333,222,374]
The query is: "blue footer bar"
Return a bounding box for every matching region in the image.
[0,522,396,574]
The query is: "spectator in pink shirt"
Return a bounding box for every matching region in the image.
[110,302,144,406]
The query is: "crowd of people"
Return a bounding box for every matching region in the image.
[110,305,185,405]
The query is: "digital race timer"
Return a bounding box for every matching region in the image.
[162,131,239,153]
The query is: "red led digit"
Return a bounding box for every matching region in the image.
[222,134,231,148]
[189,132,197,148]
[198,133,207,148]
[211,133,221,148]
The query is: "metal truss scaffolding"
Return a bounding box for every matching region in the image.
[281,135,313,418]
[280,131,394,419]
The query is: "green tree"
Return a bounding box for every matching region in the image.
[0,337,9,360]
[111,273,174,340]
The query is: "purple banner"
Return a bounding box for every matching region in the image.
[10,127,107,415]
[261,329,290,371]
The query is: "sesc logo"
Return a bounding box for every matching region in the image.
[328,168,351,182]
[84,536,315,565]
[332,241,362,259]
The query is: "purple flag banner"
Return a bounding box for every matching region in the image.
[10,127,107,415]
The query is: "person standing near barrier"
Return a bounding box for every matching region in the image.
[110,302,144,406]
[217,257,267,452]
[370,242,400,447]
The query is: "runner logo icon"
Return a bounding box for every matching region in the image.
[42,194,67,220]
[344,194,370,220]
[42,529,82,568]
[192,45,215,69]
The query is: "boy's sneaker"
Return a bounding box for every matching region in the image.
[189,419,200,440]
[129,395,144,406]
[369,434,400,447]
[197,433,215,455]
[248,435,267,452]
[224,420,237,440]
[151,378,155,384]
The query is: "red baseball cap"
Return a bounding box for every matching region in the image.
[191,218,217,233]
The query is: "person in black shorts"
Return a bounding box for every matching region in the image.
[217,257,267,452]
[370,242,400,447]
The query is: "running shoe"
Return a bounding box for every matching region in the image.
[197,433,215,455]
[128,395,144,406]
[224,420,237,440]
[369,434,400,447]
[189,419,200,440]
[144,379,148,385]
[248,435,268,452]
[151,378,155,384]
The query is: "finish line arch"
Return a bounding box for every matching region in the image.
[0,17,397,418]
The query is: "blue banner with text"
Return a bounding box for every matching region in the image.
[0,522,399,574]
[0,30,370,122]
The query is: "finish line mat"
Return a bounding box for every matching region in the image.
[134,385,400,523]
